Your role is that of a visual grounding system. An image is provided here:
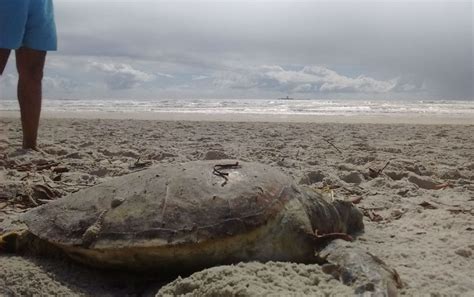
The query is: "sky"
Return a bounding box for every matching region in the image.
[0,0,472,100]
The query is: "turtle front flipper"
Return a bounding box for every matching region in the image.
[317,239,403,296]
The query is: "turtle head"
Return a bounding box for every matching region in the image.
[332,200,364,234]
[0,230,67,259]
[0,231,23,253]
[299,188,364,235]
[0,230,36,254]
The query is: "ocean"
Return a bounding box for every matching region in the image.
[1,98,473,118]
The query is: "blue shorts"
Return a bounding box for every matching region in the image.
[0,0,57,51]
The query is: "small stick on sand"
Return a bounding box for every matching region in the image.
[12,163,34,172]
[369,161,390,178]
[26,194,38,206]
[323,138,343,154]
[380,161,390,172]
[130,157,152,169]
[53,166,69,173]
[20,173,31,181]
[313,229,353,242]
[36,161,59,171]
[361,209,384,222]
[433,183,452,190]
[348,196,363,204]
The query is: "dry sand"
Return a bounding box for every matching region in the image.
[0,116,473,296]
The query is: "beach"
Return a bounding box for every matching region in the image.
[0,113,473,296]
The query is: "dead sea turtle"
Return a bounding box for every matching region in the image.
[0,160,400,294]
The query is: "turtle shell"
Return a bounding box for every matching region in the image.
[23,160,297,250]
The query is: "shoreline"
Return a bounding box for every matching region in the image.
[1,110,473,125]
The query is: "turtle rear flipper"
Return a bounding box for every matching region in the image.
[317,239,403,296]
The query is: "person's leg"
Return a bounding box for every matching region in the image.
[15,47,46,149]
[0,49,11,75]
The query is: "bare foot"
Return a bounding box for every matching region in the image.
[32,147,47,155]
[21,146,47,155]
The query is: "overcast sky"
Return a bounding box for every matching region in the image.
[1,0,472,100]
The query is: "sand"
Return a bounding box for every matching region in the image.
[157,262,354,297]
[0,115,473,296]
